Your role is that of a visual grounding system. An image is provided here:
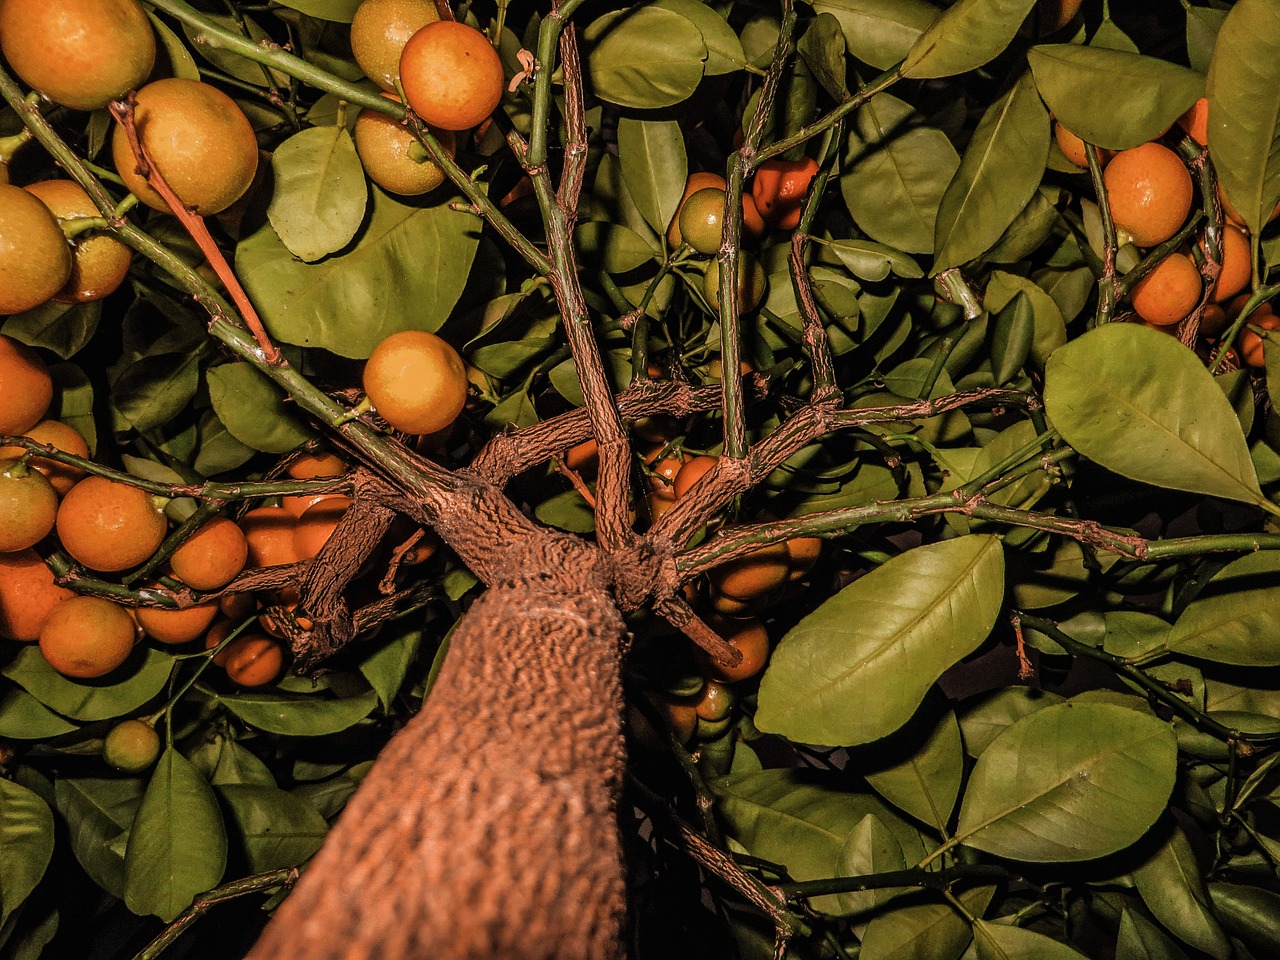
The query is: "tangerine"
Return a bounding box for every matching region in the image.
[169,516,248,591]
[0,184,73,315]
[1130,252,1201,326]
[700,617,771,682]
[103,719,160,772]
[136,601,219,645]
[0,458,58,552]
[294,495,352,560]
[400,21,504,131]
[0,420,89,495]
[0,549,74,641]
[363,330,468,435]
[223,633,285,687]
[350,0,440,92]
[702,252,766,315]
[1210,225,1251,303]
[240,505,299,567]
[56,475,168,572]
[1102,143,1193,247]
[751,156,819,230]
[39,595,136,678]
[24,180,132,303]
[354,94,457,196]
[0,335,53,435]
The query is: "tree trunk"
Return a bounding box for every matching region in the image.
[247,572,628,960]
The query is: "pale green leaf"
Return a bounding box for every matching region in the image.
[901,0,1038,80]
[1133,823,1230,960]
[864,710,963,832]
[812,0,939,71]
[0,780,54,928]
[973,921,1087,959]
[583,9,707,109]
[268,126,367,263]
[617,118,687,238]
[1164,551,1280,665]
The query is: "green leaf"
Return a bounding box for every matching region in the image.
[3,902,58,960]
[861,886,995,960]
[990,292,1034,385]
[1206,0,1280,235]
[1044,324,1269,510]
[207,362,316,455]
[147,13,200,81]
[984,271,1065,366]
[1028,45,1204,151]
[583,9,707,109]
[575,222,660,274]
[218,784,328,872]
[824,239,923,281]
[0,780,54,928]
[237,186,479,358]
[954,702,1177,861]
[534,488,596,534]
[901,0,1038,80]
[1186,4,1227,74]
[842,94,960,253]
[188,735,276,788]
[834,815,907,915]
[864,710,963,833]
[617,119,687,238]
[109,347,204,435]
[651,0,745,75]
[933,72,1050,272]
[1116,906,1193,960]
[0,647,173,722]
[1133,822,1230,960]
[125,748,227,922]
[358,625,422,710]
[714,769,928,915]
[292,761,372,820]
[48,362,96,455]
[222,687,378,736]
[273,0,361,21]
[1207,883,1280,958]
[52,776,143,899]
[756,535,1004,746]
[1164,551,1280,665]
[268,126,367,263]
[813,0,938,71]
[0,687,77,739]
[181,14,288,87]
[973,921,1087,959]
[193,410,256,477]
[798,14,849,101]
[958,687,1064,756]
[1,301,100,360]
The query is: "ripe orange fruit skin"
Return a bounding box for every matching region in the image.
[1102,143,1193,248]
[1240,311,1280,369]
[355,98,457,196]
[751,157,819,230]
[0,335,53,435]
[1178,96,1208,146]
[695,680,733,722]
[39,595,136,679]
[240,505,300,568]
[667,173,765,247]
[785,536,822,581]
[1220,183,1280,228]
[286,451,348,480]
[351,0,440,92]
[673,455,718,500]
[111,79,259,216]
[136,602,219,645]
[709,542,792,602]
[0,549,74,641]
[643,444,683,502]
[103,719,160,772]
[565,438,599,475]
[56,475,168,572]
[1210,226,1251,303]
[0,0,155,111]
[0,459,58,552]
[170,517,249,591]
[24,180,132,303]
[0,420,90,495]
[1053,122,1112,169]
[1130,252,1202,326]
[363,330,468,435]
[223,633,285,687]
[400,22,505,132]
[0,184,73,315]
[294,495,352,560]
[701,617,771,682]
[678,187,727,256]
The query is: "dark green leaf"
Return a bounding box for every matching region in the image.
[842,94,960,253]
[864,710,963,832]
[860,886,994,960]
[0,647,173,722]
[575,222,659,274]
[1164,551,1280,665]
[813,0,938,71]
[147,13,200,81]
[238,186,479,358]
[652,0,745,75]
[617,118,687,238]
[798,14,849,100]
[1186,5,1227,74]
[268,126,367,262]
[957,686,1064,756]
[0,779,54,928]
[193,411,256,476]
[756,535,1004,745]
[292,761,372,820]
[207,362,316,455]
[990,291,1035,385]
[181,14,288,86]
[222,687,378,736]
[834,815,906,915]
[358,625,422,710]
[901,0,1038,80]
[824,239,922,281]
[125,748,227,922]
[52,776,143,899]
[1116,906,1193,960]
[984,270,1065,366]
[973,921,1087,959]
[273,0,361,21]
[109,349,203,434]
[187,735,276,788]
[1,301,100,360]
[218,784,328,872]
[1028,45,1204,151]
[933,72,1050,272]
[583,9,707,109]
[1206,0,1280,234]
[1044,324,1269,510]
[0,687,76,739]
[534,489,597,534]
[1207,883,1280,958]
[1133,823,1230,960]
[954,701,1177,861]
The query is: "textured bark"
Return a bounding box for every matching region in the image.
[247,557,628,960]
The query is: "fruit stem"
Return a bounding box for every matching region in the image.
[1086,142,1120,324]
[0,127,31,163]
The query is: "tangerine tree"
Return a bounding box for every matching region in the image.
[2,1,1280,959]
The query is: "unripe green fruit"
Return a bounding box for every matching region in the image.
[702,252,766,315]
[103,719,160,772]
[677,187,726,255]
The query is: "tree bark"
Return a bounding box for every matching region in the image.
[247,569,628,960]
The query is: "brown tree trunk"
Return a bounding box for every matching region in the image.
[247,571,628,960]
